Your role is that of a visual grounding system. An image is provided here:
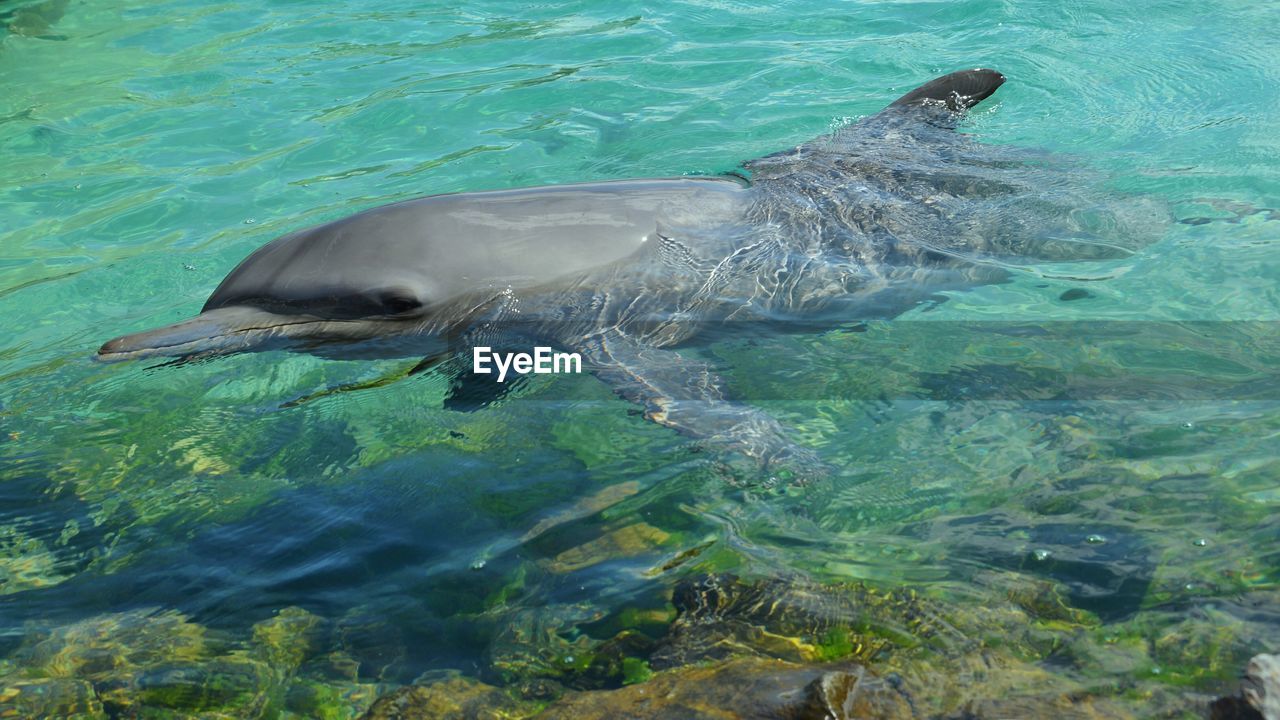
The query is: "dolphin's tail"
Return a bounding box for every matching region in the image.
[888,68,1006,112]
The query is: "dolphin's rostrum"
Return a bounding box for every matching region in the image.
[99,69,1161,476]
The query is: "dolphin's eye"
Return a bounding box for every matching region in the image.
[378,291,422,315]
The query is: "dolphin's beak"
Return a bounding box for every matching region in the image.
[97,306,319,362]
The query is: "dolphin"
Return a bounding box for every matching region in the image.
[98,69,1160,475]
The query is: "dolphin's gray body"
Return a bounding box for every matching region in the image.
[99,70,1161,474]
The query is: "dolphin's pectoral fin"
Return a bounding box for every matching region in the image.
[888,68,1006,112]
[440,354,528,412]
[143,351,224,371]
[280,349,526,412]
[279,363,422,409]
[578,330,829,484]
[408,351,452,376]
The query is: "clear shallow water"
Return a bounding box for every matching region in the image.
[1,0,1279,715]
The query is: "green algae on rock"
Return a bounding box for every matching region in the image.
[94,655,277,716]
[486,604,607,687]
[16,609,210,681]
[652,573,953,668]
[0,605,388,720]
[251,607,327,672]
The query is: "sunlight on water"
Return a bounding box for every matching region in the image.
[1,0,1278,716]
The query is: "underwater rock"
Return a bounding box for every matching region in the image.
[1211,653,1280,720]
[300,650,364,684]
[537,657,913,720]
[252,606,327,672]
[914,513,1154,621]
[1,0,69,39]
[285,677,384,720]
[0,521,76,596]
[0,677,105,719]
[486,604,605,687]
[652,573,947,669]
[359,652,1152,719]
[17,609,209,681]
[1002,576,1099,627]
[1062,633,1151,680]
[576,630,657,689]
[518,481,642,544]
[94,655,276,716]
[793,665,915,719]
[1150,615,1257,685]
[940,693,1137,719]
[546,522,672,574]
[359,674,530,720]
[335,610,407,682]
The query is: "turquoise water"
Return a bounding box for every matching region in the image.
[2,0,1279,716]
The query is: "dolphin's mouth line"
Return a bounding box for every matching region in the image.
[96,316,331,362]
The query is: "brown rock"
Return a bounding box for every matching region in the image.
[360,675,529,720]
[794,666,915,719]
[947,693,1135,720]
[536,657,912,720]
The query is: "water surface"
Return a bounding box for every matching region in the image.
[2,0,1278,715]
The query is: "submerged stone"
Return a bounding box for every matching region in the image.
[1152,616,1256,684]
[537,657,913,720]
[95,655,276,716]
[914,513,1154,621]
[18,609,209,681]
[943,692,1140,719]
[300,651,364,684]
[0,677,106,719]
[487,604,606,687]
[795,665,915,719]
[251,606,327,672]
[1004,577,1098,626]
[335,610,407,682]
[547,522,672,574]
[361,675,531,720]
[285,677,383,720]
[652,573,949,668]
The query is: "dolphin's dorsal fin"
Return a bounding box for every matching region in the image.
[741,69,1006,177]
[886,68,1006,112]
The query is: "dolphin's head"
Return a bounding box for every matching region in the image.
[97,208,487,363]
